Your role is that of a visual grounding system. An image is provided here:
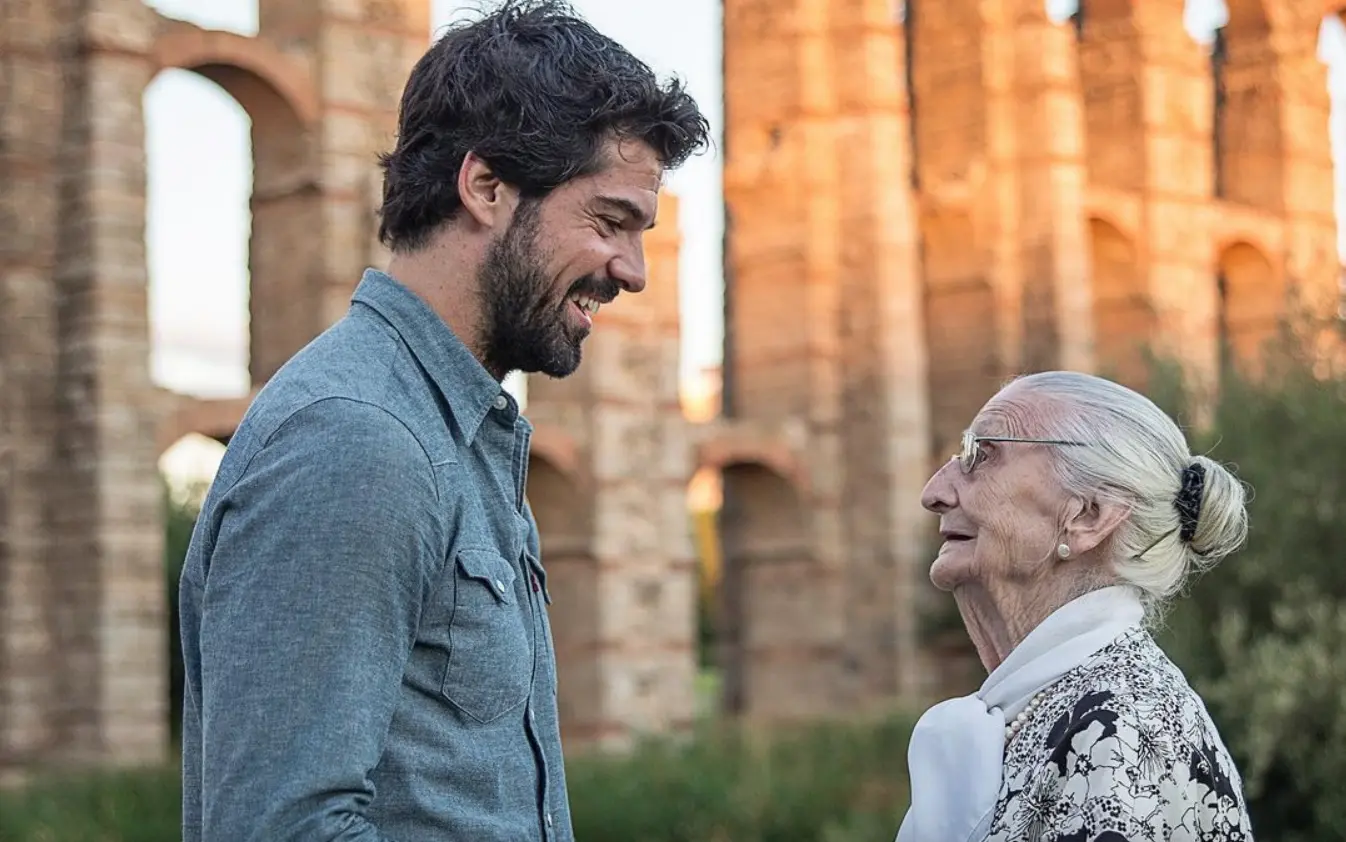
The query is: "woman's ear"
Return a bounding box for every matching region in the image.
[1065,495,1130,557]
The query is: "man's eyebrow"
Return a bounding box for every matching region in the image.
[594,195,656,230]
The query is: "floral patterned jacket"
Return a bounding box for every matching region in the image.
[983,627,1253,842]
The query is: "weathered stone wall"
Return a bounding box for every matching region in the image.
[0,0,168,773]
[718,0,1341,720]
[0,0,1340,772]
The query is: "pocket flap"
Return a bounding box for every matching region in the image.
[456,549,517,604]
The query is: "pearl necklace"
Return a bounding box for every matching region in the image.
[1004,689,1048,743]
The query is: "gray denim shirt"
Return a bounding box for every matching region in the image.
[178,269,572,842]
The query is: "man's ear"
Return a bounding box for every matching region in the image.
[1064,495,1130,557]
[457,151,517,229]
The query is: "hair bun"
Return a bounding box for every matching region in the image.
[1182,455,1249,565]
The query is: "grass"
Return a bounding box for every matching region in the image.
[0,764,182,842]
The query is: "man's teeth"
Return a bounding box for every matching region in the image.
[570,294,600,315]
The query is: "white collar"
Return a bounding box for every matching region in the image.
[894,585,1145,842]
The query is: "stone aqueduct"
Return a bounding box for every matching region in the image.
[0,0,1342,771]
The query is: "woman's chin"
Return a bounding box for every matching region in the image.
[929,544,974,592]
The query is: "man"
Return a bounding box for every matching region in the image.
[176,2,710,840]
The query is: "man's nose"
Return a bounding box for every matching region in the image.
[609,243,646,294]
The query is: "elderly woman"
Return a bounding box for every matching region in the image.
[896,371,1253,842]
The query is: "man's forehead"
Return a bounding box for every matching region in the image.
[597,137,664,189]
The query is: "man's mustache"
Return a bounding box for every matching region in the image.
[565,276,620,305]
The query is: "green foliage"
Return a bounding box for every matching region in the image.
[566,712,913,842]
[1148,324,1346,842]
[0,713,914,842]
[0,765,183,842]
[162,476,206,746]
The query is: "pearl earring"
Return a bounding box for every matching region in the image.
[1056,543,1071,560]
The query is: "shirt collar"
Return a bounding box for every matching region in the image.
[350,267,509,445]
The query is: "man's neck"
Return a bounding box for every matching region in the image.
[386,239,490,371]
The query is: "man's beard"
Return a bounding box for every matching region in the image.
[475,200,616,380]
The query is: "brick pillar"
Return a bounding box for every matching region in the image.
[720,0,847,722]
[1134,4,1220,385]
[254,0,431,345]
[0,0,67,773]
[1074,3,1149,389]
[996,0,1092,373]
[526,192,698,748]
[832,0,930,706]
[231,8,328,386]
[1270,13,1339,323]
[982,4,1026,381]
[21,0,167,768]
[908,0,1003,462]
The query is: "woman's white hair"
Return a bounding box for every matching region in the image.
[1001,371,1250,617]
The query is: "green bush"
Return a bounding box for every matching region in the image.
[566,713,913,842]
[1149,326,1346,842]
[0,713,914,842]
[0,764,183,842]
[162,476,203,747]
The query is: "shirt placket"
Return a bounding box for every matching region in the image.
[506,412,554,840]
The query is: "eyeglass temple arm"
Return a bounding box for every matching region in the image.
[975,436,1087,446]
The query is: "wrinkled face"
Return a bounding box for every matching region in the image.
[919,389,1074,593]
[477,138,662,379]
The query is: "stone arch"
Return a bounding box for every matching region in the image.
[150,23,321,127]
[716,460,818,720]
[155,390,260,455]
[1088,217,1154,388]
[1214,0,1285,211]
[1217,241,1284,372]
[921,208,999,471]
[904,0,988,191]
[148,22,324,387]
[1074,0,1146,192]
[524,452,595,743]
[694,433,803,493]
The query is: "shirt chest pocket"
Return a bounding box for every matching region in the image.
[440,548,535,723]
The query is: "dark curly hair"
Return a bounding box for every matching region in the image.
[376,0,711,252]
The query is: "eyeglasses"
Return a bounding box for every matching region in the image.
[954,429,1087,473]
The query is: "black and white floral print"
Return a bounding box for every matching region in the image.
[984,628,1252,842]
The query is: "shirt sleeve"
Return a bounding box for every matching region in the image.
[193,397,443,842]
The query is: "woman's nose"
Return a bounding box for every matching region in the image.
[920,459,958,514]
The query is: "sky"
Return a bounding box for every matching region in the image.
[144,0,1346,431]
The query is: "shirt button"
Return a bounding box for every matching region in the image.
[493,394,508,410]
[545,813,553,828]
[494,579,506,593]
